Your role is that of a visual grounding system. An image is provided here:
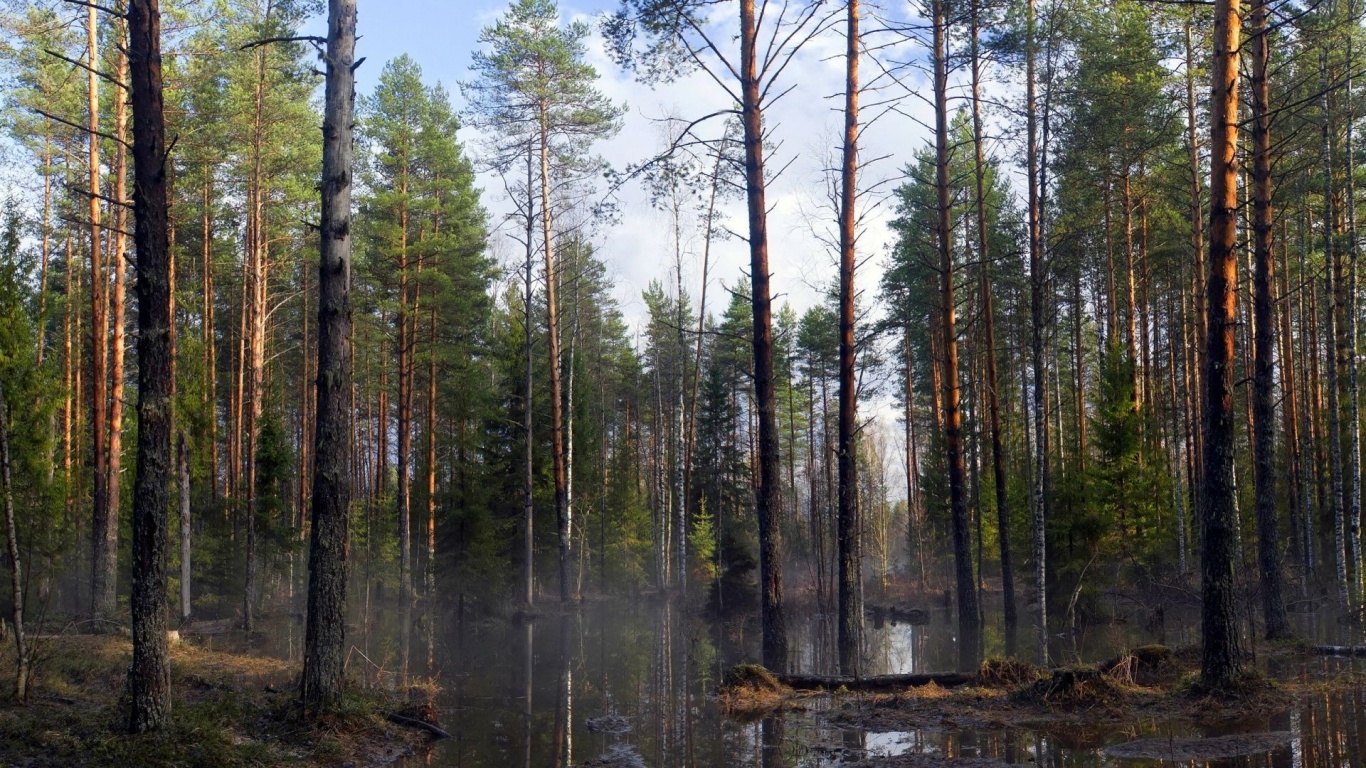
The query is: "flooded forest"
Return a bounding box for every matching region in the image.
[5,0,1366,764]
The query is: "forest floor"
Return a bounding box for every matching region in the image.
[721,641,1363,766]
[0,632,440,767]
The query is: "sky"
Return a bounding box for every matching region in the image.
[306,0,940,339]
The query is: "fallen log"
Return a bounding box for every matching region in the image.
[1311,645,1366,657]
[387,712,452,740]
[771,671,975,691]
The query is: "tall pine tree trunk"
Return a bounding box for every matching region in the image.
[836,0,863,677]
[1249,0,1289,639]
[538,116,571,604]
[301,0,356,717]
[127,0,172,730]
[1026,0,1050,668]
[108,43,130,610]
[934,0,980,672]
[740,0,787,671]
[971,0,1015,655]
[1200,0,1245,689]
[87,3,114,620]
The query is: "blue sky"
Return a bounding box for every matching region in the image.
[302,0,931,340]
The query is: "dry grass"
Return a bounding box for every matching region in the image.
[977,658,1043,688]
[718,663,793,719]
[0,633,434,767]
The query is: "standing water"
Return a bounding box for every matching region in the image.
[297,597,1362,767]
[239,596,1366,766]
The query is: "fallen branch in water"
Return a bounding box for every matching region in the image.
[1311,645,1366,657]
[386,712,452,740]
[729,665,975,692]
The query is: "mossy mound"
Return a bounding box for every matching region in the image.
[719,664,791,720]
[722,663,783,693]
[977,658,1043,688]
[1011,666,1125,707]
[1101,644,1178,686]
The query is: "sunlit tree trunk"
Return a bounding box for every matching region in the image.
[87,2,114,620]
[538,111,571,604]
[108,44,130,606]
[1200,0,1245,688]
[934,0,980,672]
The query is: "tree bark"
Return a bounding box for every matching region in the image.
[301,0,356,718]
[836,0,863,677]
[1322,54,1351,609]
[0,378,29,702]
[1026,0,1049,668]
[971,0,1015,656]
[539,111,570,604]
[1249,0,1289,640]
[933,0,980,673]
[523,156,536,608]
[127,0,173,731]
[87,2,114,621]
[179,432,191,621]
[108,42,130,615]
[1200,0,1245,689]
[740,0,787,671]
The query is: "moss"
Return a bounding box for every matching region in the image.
[721,663,782,692]
[1011,666,1126,707]
[0,635,431,767]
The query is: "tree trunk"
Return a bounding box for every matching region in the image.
[87,2,113,621]
[127,0,173,731]
[243,40,271,633]
[1249,0,1289,640]
[836,0,863,677]
[933,0,980,673]
[108,43,130,612]
[1026,0,1050,668]
[397,168,413,613]
[300,0,356,717]
[1322,55,1351,609]
[1345,38,1363,600]
[523,154,536,608]
[538,113,570,604]
[179,432,191,621]
[0,378,29,702]
[202,165,219,502]
[971,0,1015,656]
[1200,0,1245,689]
[740,0,787,671]
[427,309,437,596]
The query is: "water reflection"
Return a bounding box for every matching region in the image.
[334,598,1366,767]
